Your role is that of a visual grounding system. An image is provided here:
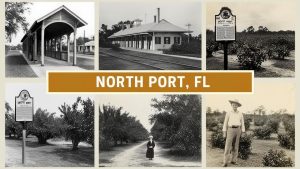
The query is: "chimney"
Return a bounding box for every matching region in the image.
[154,15,156,23]
[157,8,160,23]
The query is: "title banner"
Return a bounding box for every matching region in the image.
[48,71,253,93]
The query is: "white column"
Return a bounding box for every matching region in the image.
[73,26,77,66]
[41,24,45,66]
[67,34,70,62]
[34,32,37,61]
[152,32,155,50]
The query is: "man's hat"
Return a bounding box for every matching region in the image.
[229,99,242,107]
[149,135,153,138]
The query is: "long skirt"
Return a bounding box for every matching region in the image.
[146,148,154,158]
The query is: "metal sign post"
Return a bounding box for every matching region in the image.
[15,90,33,165]
[215,7,236,70]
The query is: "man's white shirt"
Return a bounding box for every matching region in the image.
[222,110,246,132]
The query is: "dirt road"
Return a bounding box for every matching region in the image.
[101,141,201,167]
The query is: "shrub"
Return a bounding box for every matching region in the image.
[266,119,280,133]
[254,117,266,126]
[269,38,294,60]
[211,129,253,160]
[206,39,219,57]
[206,118,220,131]
[253,126,272,139]
[278,133,295,150]
[238,134,253,159]
[210,129,225,149]
[237,44,267,70]
[168,41,201,55]
[262,149,293,167]
[244,117,252,131]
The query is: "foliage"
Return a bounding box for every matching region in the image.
[238,133,253,159]
[265,118,280,133]
[278,133,294,150]
[82,98,95,146]
[253,126,272,139]
[262,149,293,167]
[166,39,201,55]
[5,102,24,138]
[150,95,201,156]
[210,127,225,149]
[58,97,94,150]
[237,43,267,70]
[5,2,31,42]
[206,38,219,57]
[244,117,252,131]
[28,108,62,144]
[99,105,148,150]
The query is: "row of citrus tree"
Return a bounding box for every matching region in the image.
[5,97,94,150]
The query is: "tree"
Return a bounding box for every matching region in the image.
[5,102,23,138]
[58,97,94,150]
[28,108,61,144]
[150,95,201,155]
[5,2,31,42]
[246,26,255,33]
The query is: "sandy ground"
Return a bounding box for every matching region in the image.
[6,136,94,167]
[206,130,295,167]
[206,50,295,77]
[100,141,201,167]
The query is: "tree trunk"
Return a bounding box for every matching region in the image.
[72,139,79,150]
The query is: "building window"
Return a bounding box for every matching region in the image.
[164,37,170,44]
[174,37,181,44]
[155,37,161,44]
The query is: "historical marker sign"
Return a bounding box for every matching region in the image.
[15,90,33,122]
[215,7,236,41]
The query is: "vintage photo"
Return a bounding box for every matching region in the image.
[99,0,202,70]
[206,0,295,77]
[99,94,201,167]
[206,82,295,167]
[5,83,94,167]
[5,2,95,78]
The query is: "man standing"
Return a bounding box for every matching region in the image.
[222,99,245,167]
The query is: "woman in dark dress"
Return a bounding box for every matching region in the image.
[146,135,155,160]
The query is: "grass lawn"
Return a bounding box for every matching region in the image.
[206,50,295,77]
[6,136,94,167]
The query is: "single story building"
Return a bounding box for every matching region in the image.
[21,5,87,66]
[108,8,191,51]
[77,40,95,53]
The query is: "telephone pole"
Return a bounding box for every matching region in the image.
[186,23,192,43]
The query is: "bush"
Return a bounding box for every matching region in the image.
[206,118,220,131]
[244,117,252,131]
[266,119,280,133]
[211,129,253,160]
[262,149,293,167]
[206,39,219,57]
[210,129,225,149]
[278,133,295,150]
[253,126,272,139]
[269,38,294,59]
[238,134,253,159]
[237,43,267,70]
[168,41,201,55]
[254,117,266,126]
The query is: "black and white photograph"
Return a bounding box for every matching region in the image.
[99,0,202,70]
[206,82,295,167]
[206,0,295,77]
[5,2,95,78]
[99,95,201,167]
[5,83,94,167]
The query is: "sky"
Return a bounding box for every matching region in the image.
[206,0,296,32]
[9,2,95,46]
[99,0,202,36]
[206,81,295,114]
[5,83,93,116]
[98,94,164,132]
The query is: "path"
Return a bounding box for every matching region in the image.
[102,141,201,167]
[5,50,37,77]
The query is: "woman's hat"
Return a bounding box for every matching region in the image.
[229,99,242,107]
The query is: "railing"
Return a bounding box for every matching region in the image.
[46,50,68,61]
